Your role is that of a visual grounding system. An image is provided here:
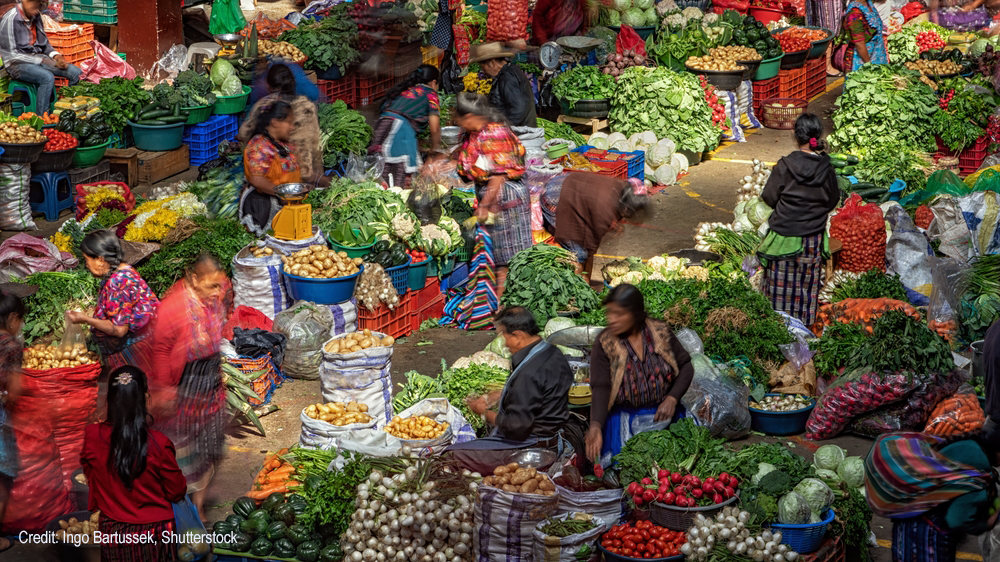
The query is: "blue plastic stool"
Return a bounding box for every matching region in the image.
[29,171,73,222]
[8,80,39,114]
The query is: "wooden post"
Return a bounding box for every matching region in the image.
[117,0,183,73]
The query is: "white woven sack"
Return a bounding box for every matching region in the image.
[321,332,394,369]
[531,512,607,562]
[553,484,626,529]
[474,486,559,562]
[298,407,379,449]
[263,228,326,255]
[0,164,35,231]
[325,300,358,336]
[319,365,393,427]
[232,245,290,320]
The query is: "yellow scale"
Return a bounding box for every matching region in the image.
[213,33,242,58]
[272,183,313,241]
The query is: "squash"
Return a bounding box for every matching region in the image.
[320,544,344,562]
[239,517,268,537]
[273,503,297,526]
[297,540,322,562]
[248,509,271,523]
[286,524,312,546]
[225,514,245,528]
[230,531,253,553]
[265,521,288,541]
[273,538,297,558]
[261,492,285,513]
[233,497,257,519]
[212,521,233,535]
[250,537,273,557]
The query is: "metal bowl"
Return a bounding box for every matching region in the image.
[441,126,462,146]
[275,182,311,198]
[214,33,242,47]
[556,36,603,52]
[504,448,558,470]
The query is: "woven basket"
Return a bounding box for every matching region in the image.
[759,98,808,130]
[649,495,738,531]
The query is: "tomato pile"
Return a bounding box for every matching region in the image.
[406,248,428,263]
[751,0,789,9]
[775,34,811,53]
[485,0,529,41]
[916,31,946,53]
[830,193,886,273]
[626,470,739,508]
[43,129,78,152]
[939,88,956,110]
[777,26,828,42]
[600,521,686,559]
[699,76,727,130]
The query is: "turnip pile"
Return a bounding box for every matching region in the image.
[603,49,647,79]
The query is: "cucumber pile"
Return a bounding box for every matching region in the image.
[831,152,889,203]
[134,103,190,126]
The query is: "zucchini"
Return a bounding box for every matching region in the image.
[840,165,856,176]
[159,115,189,124]
[138,102,159,115]
[848,181,877,191]
[136,119,168,125]
[846,154,859,165]
[139,108,171,120]
[830,158,848,168]
[854,187,887,199]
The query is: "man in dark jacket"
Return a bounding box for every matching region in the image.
[981,320,1000,454]
[470,42,537,127]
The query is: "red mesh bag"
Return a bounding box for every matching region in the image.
[830,193,886,273]
[485,0,529,41]
[1,415,72,532]
[616,25,646,57]
[224,305,275,340]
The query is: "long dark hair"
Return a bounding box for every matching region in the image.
[267,64,296,98]
[81,229,123,284]
[618,182,651,221]
[106,366,151,491]
[0,291,25,334]
[604,283,646,331]
[794,113,827,152]
[381,65,439,111]
[253,100,293,158]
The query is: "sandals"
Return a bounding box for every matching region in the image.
[0,537,15,554]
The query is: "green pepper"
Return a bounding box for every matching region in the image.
[297,540,322,562]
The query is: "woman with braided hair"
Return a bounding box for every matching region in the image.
[368,64,441,188]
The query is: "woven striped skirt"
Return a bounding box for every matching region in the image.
[891,514,957,562]
[764,232,824,327]
[98,517,176,562]
[98,331,154,375]
[476,180,532,267]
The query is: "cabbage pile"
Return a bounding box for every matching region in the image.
[588,130,680,187]
[602,0,658,28]
[811,444,866,498]
[776,444,865,525]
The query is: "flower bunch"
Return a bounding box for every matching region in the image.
[463,73,493,95]
[83,187,125,215]
[123,193,206,242]
[50,231,73,253]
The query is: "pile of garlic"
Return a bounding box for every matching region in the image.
[738,159,771,202]
[681,507,800,562]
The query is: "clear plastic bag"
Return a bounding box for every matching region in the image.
[58,314,86,354]
[680,353,751,439]
[778,335,814,372]
[345,153,385,184]
[273,301,335,380]
[923,383,985,437]
[674,327,703,355]
[928,257,964,343]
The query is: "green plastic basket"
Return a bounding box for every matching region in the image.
[328,237,375,258]
[212,85,251,115]
[128,121,185,151]
[754,55,783,81]
[71,139,111,168]
[427,253,456,277]
[182,104,212,125]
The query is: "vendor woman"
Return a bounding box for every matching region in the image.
[585,284,693,463]
[68,230,160,374]
[446,306,574,475]
[239,100,302,237]
[368,64,441,189]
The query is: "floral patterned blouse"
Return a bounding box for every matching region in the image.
[245,135,299,180]
[456,122,526,183]
[95,265,160,334]
[385,84,440,132]
[615,325,675,408]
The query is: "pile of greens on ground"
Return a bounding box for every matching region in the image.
[138,216,253,295]
[318,101,372,168]
[18,269,100,344]
[279,4,360,73]
[614,419,731,486]
[438,360,509,435]
[853,141,932,192]
[295,449,372,537]
[609,66,720,153]
[830,269,909,302]
[61,77,152,134]
[499,245,601,326]
[811,322,869,376]
[551,65,617,109]
[538,118,587,146]
[305,179,409,238]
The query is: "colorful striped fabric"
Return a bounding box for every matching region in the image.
[442,227,499,331]
[865,433,993,519]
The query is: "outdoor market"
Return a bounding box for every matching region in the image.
[3,0,1000,561]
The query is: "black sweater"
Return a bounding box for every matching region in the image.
[761,151,839,237]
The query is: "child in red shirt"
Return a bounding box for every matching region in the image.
[82,366,187,561]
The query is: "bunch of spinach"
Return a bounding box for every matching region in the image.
[138,216,253,295]
[811,321,869,376]
[61,77,152,134]
[845,310,954,375]
[613,419,732,485]
[305,179,409,237]
[318,101,372,168]
[933,78,996,152]
[830,487,874,562]
[278,4,360,73]
[499,245,601,326]
[297,450,372,536]
[18,270,100,344]
[829,65,938,156]
[438,360,509,435]
[830,269,909,302]
[854,141,931,191]
[551,65,617,109]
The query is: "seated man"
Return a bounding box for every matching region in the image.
[446,306,574,475]
[0,0,82,113]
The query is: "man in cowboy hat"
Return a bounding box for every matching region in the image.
[470,42,537,127]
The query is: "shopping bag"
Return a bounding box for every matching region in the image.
[173,495,211,560]
[209,0,247,35]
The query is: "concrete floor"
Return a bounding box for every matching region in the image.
[1,78,989,561]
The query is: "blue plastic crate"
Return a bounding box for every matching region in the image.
[585,50,597,66]
[571,145,645,181]
[184,114,238,166]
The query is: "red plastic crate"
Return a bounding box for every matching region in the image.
[418,294,445,323]
[752,76,779,114]
[800,536,844,562]
[318,75,355,106]
[357,292,413,339]
[356,62,395,106]
[413,282,442,310]
[805,57,826,99]
[959,135,989,176]
[777,67,807,99]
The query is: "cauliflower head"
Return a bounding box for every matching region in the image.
[681,6,703,19]
[391,213,416,240]
[702,12,719,24]
[419,224,452,255]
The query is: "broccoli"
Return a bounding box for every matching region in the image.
[172,70,217,107]
[152,83,184,109]
[758,470,793,496]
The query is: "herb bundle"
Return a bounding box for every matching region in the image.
[499,245,601,326]
[137,216,253,295]
[438,361,509,435]
[318,101,372,169]
[18,270,100,344]
[830,269,909,302]
[305,179,410,238]
[551,66,617,109]
[811,321,869,376]
[932,78,996,152]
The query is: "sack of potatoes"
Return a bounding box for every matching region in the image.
[305,400,373,426]
[24,343,99,370]
[324,330,394,354]
[281,245,362,279]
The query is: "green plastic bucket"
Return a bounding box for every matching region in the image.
[427,253,456,277]
[408,258,431,290]
[212,85,251,115]
[71,140,111,168]
[754,55,783,81]
[128,121,185,151]
[182,104,212,125]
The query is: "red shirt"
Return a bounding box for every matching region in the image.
[81,423,187,524]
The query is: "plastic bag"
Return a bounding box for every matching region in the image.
[440,47,464,95]
[615,25,646,57]
[674,327,703,355]
[532,512,607,562]
[830,194,885,273]
[80,40,136,82]
[273,301,334,380]
[232,327,287,367]
[0,233,77,280]
[806,370,913,440]
[927,257,963,343]
[680,353,751,439]
[485,0,529,40]
[899,170,970,206]
[59,313,85,352]
[778,335,814,372]
[345,152,385,185]
[851,370,966,436]
[173,495,210,560]
[923,384,985,437]
[884,205,934,304]
[972,168,1000,193]
[407,176,445,225]
[208,0,247,35]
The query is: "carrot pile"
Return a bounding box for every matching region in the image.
[924,393,985,436]
[927,318,958,343]
[240,14,297,40]
[812,297,922,337]
[246,448,299,502]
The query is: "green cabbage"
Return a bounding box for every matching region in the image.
[607,10,621,26]
[210,59,236,87]
[643,6,657,25]
[220,75,243,97]
[633,0,653,10]
[793,478,836,516]
[621,7,646,27]
[837,456,865,489]
[543,317,576,339]
[485,334,511,359]
[970,38,991,57]
[777,492,811,525]
[612,0,630,12]
[813,444,846,471]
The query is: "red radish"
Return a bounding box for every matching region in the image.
[641,478,652,486]
[691,488,703,499]
[713,493,725,504]
[671,473,682,484]
[663,492,676,505]
[642,489,656,503]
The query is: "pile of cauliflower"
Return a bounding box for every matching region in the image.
[602,255,711,286]
[588,130,687,188]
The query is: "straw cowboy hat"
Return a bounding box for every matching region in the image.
[470,42,516,63]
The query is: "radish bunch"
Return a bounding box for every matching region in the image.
[603,49,647,79]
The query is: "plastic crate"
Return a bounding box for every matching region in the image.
[752,76,780,114]
[108,128,133,149]
[183,114,238,166]
[805,57,826,99]
[413,282,441,310]
[421,45,441,66]
[357,293,412,339]
[570,145,644,180]
[777,67,807,99]
[356,64,395,106]
[959,135,989,176]
[68,159,110,187]
[62,0,117,24]
[800,535,845,562]
[226,354,284,406]
[318,75,355,106]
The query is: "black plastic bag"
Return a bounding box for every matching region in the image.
[440,46,464,95]
[232,327,288,367]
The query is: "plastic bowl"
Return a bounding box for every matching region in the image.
[71,140,111,168]
[686,66,745,91]
[33,146,77,172]
[212,85,251,115]
[738,59,762,82]
[282,265,363,305]
[408,257,431,290]
[558,98,610,119]
[128,121,185,151]
[599,544,683,562]
[546,142,570,159]
[0,140,45,164]
[182,104,213,125]
[770,508,835,554]
[748,393,816,436]
[754,54,783,80]
[329,237,375,259]
[780,48,809,70]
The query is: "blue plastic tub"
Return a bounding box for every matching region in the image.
[282,265,363,305]
[770,508,835,554]
[385,256,411,295]
[748,393,815,436]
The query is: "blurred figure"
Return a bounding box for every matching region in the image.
[0,291,24,554]
[151,253,232,522]
[369,65,441,189]
[808,0,846,75]
[532,0,596,45]
[239,100,302,237]
[470,43,537,127]
[454,92,532,295]
[248,60,319,106]
[540,173,650,283]
[930,0,989,27]
[82,366,187,562]
[839,0,889,71]
[240,64,324,185]
[68,230,160,374]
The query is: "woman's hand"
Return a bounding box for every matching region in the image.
[66,311,90,325]
[466,395,488,416]
[655,395,678,422]
[585,424,603,462]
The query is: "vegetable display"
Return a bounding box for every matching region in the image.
[682,509,800,562]
[18,270,100,344]
[23,343,99,369]
[626,469,739,508]
[258,39,306,61]
[749,394,812,412]
[324,331,394,353]
[602,521,687,559]
[923,393,986,436]
[318,101,372,169]
[829,269,909,302]
[305,179,409,241]
[485,0,528,40]
[539,516,598,538]
[686,46,757,71]
[614,420,731,488]
[731,14,783,60]
[384,416,449,440]
[354,263,402,311]
[960,253,1000,340]
[552,66,618,107]
[438,362,510,435]
[482,463,556,495]
[281,246,362,279]
[601,48,648,80]
[932,78,995,152]
[0,121,45,144]
[60,77,152,135]
[538,118,587,146]
[303,401,373,425]
[278,4,360,73]
[499,244,600,326]
[151,69,217,109]
[42,129,77,151]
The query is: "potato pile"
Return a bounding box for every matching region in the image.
[55,511,100,545]
[305,401,373,426]
[687,47,758,71]
[281,245,362,279]
[0,121,46,144]
[905,59,961,76]
[250,244,274,258]
[259,40,306,61]
[324,330,394,353]
[482,463,556,495]
[385,415,449,440]
[24,343,99,370]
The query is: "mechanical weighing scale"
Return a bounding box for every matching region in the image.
[539,37,604,71]
[271,183,313,241]
[213,34,242,57]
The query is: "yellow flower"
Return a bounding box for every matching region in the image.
[83,188,125,214]
[50,232,73,253]
[124,208,179,242]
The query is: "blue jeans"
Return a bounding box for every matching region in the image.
[7,62,82,113]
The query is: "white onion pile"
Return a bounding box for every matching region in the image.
[680,507,799,562]
[693,222,733,252]
[738,159,771,202]
[342,465,479,562]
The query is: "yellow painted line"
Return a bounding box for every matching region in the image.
[874,539,981,560]
[228,446,262,453]
[594,253,627,260]
[709,157,778,166]
[682,187,733,214]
